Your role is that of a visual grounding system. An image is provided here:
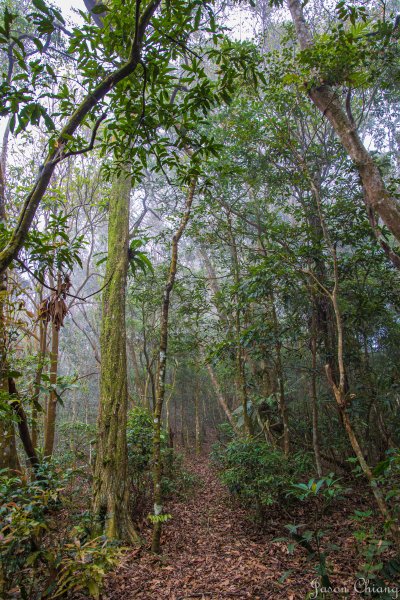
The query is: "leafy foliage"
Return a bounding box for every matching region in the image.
[212,439,312,516]
[0,464,121,599]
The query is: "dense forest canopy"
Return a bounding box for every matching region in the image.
[1,0,400,597]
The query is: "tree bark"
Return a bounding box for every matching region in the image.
[32,317,48,450]
[43,320,59,458]
[8,378,39,471]
[92,173,139,543]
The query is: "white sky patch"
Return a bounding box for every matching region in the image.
[52,0,254,39]
[54,0,83,22]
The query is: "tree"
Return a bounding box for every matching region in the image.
[287,0,400,247]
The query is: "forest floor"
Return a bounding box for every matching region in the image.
[103,455,372,600]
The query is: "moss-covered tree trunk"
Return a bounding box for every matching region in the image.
[32,316,47,451]
[44,321,59,458]
[92,173,139,543]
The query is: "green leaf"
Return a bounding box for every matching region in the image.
[32,0,51,15]
[91,4,109,14]
[87,580,100,599]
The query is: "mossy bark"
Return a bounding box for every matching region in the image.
[92,173,139,544]
[43,321,59,458]
[32,317,47,451]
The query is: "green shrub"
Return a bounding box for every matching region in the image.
[126,406,198,507]
[160,449,200,498]
[0,465,120,599]
[127,406,155,480]
[212,439,312,517]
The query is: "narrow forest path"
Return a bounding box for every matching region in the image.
[103,456,361,600]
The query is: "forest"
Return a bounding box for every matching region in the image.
[0,0,400,597]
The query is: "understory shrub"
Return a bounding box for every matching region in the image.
[211,438,312,517]
[0,464,121,599]
[126,406,198,512]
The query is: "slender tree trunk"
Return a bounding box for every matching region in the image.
[32,314,47,450]
[8,378,39,471]
[326,247,399,544]
[180,395,185,447]
[310,303,322,476]
[92,173,139,543]
[43,321,59,458]
[288,0,400,246]
[194,376,201,455]
[226,211,251,435]
[144,371,151,409]
[203,358,240,435]
[127,336,145,402]
[151,178,196,554]
[271,295,290,455]
[165,363,177,434]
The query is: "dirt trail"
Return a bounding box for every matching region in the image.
[103,456,361,600]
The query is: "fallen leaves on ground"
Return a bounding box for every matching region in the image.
[101,455,371,600]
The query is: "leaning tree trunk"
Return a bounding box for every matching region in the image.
[203,356,240,435]
[92,173,139,543]
[313,187,399,545]
[151,178,196,554]
[288,0,400,247]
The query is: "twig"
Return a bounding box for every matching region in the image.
[48,113,107,167]
[16,258,113,301]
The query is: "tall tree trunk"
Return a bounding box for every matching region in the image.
[194,376,201,455]
[226,211,252,436]
[310,302,322,476]
[271,295,290,455]
[127,336,145,402]
[151,178,196,554]
[203,357,240,435]
[288,0,400,246]
[43,321,59,458]
[92,173,138,543]
[32,312,47,450]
